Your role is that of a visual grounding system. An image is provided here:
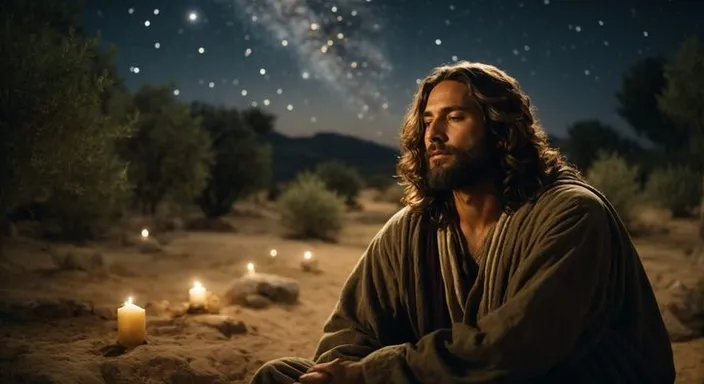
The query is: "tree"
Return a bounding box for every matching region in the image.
[658,36,704,242]
[315,161,364,206]
[0,0,132,240]
[561,120,641,172]
[190,103,273,218]
[242,107,277,136]
[615,56,689,151]
[120,86,212,215]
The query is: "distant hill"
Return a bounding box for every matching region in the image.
[262,131,400,183]
[261,131,566,184]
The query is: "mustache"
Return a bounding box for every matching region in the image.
[426,143,457,157]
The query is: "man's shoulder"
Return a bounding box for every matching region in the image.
[531,179,610,220]
[377,206,423,237]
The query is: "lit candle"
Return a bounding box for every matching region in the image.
[301,250,317,272]
[140,229,149,240]
[117,297,146,348]
[189,281,207,308]
[269,249,277,258]
[247,262,255,275]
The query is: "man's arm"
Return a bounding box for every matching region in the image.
[313,211,408,364]
[359,193,614,384]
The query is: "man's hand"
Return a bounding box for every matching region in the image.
[297,358,365,384]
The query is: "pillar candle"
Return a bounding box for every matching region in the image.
[117,297,146,348]
[189,281,207,308]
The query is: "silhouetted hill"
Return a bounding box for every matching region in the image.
[262,131,399,183]
[262,131,566,184]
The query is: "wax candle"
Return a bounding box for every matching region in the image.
[189,281,207,308]
[117,297,146,348]
[301,250,317,272]
[247,262,255,275]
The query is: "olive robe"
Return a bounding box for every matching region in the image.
[312,174,675,383]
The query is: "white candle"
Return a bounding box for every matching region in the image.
[189,281,207,308]
[247,262,255,275]
[140,229,149,240]
[117,297,146,348]
[301,250,317,272]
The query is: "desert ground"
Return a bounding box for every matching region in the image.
[0,191,702,384]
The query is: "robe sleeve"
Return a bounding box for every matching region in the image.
[360,192,614,384]
[312,211,406,364]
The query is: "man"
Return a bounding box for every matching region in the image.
[249,61,675,384]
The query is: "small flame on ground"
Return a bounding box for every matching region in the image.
[304,251,312,260]
[141,229,149,238]
[270,249,277,257]
[247,262,255,273]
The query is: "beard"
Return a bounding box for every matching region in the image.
[426,142,499,191]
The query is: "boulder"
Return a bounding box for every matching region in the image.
[225,273,299,307]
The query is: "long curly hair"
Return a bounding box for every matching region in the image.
[396,61,578,221]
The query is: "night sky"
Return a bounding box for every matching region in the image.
[83,0,703,147]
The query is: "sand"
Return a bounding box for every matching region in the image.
[0,194,702,383]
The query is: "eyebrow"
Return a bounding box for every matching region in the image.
[422,105,470,117]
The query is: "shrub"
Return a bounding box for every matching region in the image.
[586,151,642,221]
[277,173,345,241]
[314,161,364,206]
[645,165,702,217]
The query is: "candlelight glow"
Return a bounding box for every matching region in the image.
[304,251,312,260]
[141,229,149,238]
[193,281,203,289]
[269,249,277,257]
[126,296,133,305]
[247,262,255,273]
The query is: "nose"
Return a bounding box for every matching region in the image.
[424,119,447,147]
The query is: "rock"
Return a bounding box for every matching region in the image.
[661,304,699,342]
[49,250,105,272]
[92,305,117,320]
[244,294,271,309]
[137,238,162,253]
[189,314,247,337]
[224,273,300,306]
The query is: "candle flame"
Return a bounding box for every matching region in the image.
[193,281,203,289]
[304,251,312,260]
[126,296,133,305]
[247,262,255,273]
[141,229,149,238]
[269,249,277,257]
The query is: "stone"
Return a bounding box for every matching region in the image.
[137,238,162,253]
[49,250,104,272]
[224,273,299,306]
[189,314,247,337]
[244,294,271,309]
[661,304,698,342]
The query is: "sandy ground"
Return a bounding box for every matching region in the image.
[0,193,702,383]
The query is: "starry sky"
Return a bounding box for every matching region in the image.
[83,0,703,148]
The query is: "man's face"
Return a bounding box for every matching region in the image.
[422,80,497,191]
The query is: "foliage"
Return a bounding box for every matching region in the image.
[119,85,212,215]
[241,107,277,136]
[314,161,364,206]
[561,119,642,172]
[190,103,273,218]
[277,173,345,241]
[615,56,689,151]
[0,2,132,239]
[658,36,704,240]
[586,152,642,221]
[645,165,702,217]
[365,173,396,191]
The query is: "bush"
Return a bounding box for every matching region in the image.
[645,165,702,217]
[277,173,345,241]
[374,183,405,207]
[586,152,642,221]
[315,161,364,206]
